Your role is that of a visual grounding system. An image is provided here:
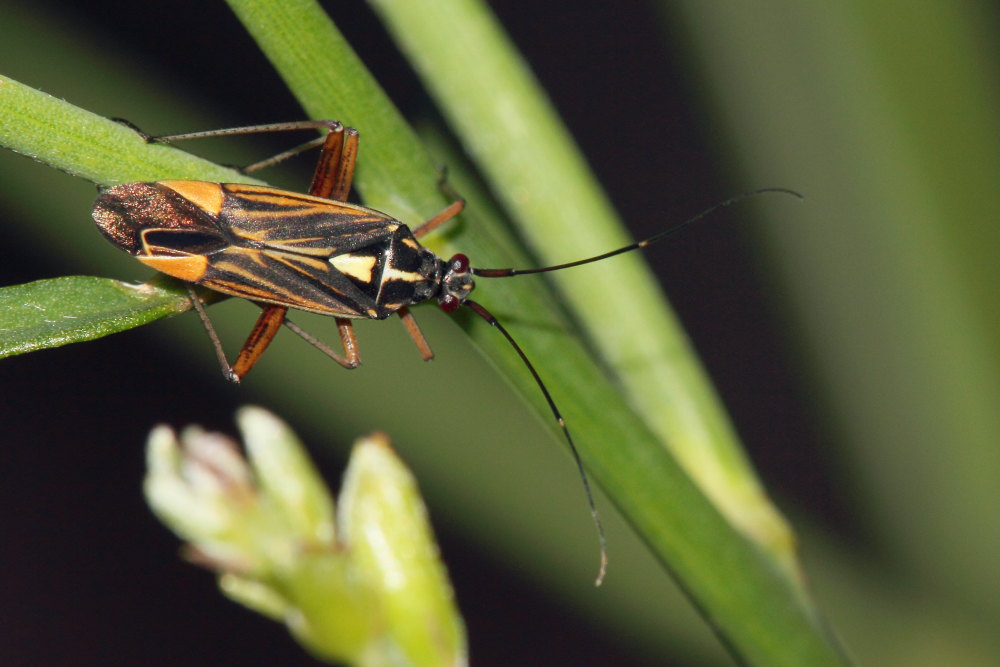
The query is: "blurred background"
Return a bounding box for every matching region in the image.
[2,0,1000,664]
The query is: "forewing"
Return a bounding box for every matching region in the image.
[187,183,409,318]
[219,183,396,256]
[197,244,393,318]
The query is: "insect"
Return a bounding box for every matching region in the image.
[93,120,798,584]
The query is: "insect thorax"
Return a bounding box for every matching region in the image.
[361,225,446,316]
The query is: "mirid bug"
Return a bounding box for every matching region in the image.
[93,120,798,584]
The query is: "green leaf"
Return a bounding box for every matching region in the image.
[0,74,252,187]
[0,73,261,355]
[0,276,193,358]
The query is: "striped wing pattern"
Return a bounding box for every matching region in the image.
[197,184,403,318]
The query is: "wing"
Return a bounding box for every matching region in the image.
[219,183,398,254]
[106,181,429,319]
[197,243,395,319]
[199,183,407,318]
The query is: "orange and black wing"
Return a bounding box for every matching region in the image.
[198,183,404,318]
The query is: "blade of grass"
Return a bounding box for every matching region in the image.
[0,276,192,357]
[222,1,846,663]
[666,0,1000,636]
[366,0,800,576]
[0,75,254,187]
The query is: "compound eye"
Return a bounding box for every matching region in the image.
[449,253,470,273]
[439,294,461,313]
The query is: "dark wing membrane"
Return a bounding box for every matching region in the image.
[197,245,394,319]
[141,228,230,255]
[93,182,221,255]
[218,183,400,256]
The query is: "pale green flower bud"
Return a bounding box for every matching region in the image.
[144,407,466,666]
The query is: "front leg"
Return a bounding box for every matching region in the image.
[397,307,434,361]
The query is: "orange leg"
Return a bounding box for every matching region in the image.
[229,305,287,381]
[412,199,465,239]
[191,294,362,380]
[397,307,434,361]
[186,287,286,383]
[310,127,358,200]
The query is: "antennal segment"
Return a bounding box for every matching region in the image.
[472,187,802,277]
[463,299,608,586]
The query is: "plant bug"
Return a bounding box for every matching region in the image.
[92,120,799,585]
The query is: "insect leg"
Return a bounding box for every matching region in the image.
[397,306,435,361]
[138,120,351,176]
[148,120,345,144]
[240,136,327,174]
[227,308,365,377]
[185,284,246,383]
[411,199,466,239]
[309,125,359,201]
[229,305,289,381]
[281,317,361,369]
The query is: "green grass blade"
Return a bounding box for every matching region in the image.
[223,1,846,664]
[365,0,801,575]
[665,0,1000,644]
[0,276,191,357]
[0,75,253,187]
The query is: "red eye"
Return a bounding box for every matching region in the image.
[439,294,460,313]
[449,253,469,273]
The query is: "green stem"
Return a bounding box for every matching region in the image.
[0,75,252,187]
[222,1,846,664]
[366,0,799,575]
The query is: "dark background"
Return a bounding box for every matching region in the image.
[0,0,837,664]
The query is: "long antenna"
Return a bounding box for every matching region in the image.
[463,187,801,585]
[463,299,608,586]
[472,188,802,277]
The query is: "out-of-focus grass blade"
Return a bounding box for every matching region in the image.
[665,0,1000,662]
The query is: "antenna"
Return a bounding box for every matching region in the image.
[463,299,609,585]
[465,187,802,586]
[472,188,802,278]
